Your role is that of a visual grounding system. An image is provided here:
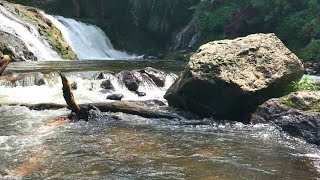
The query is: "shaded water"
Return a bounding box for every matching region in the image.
[0,63,319,179]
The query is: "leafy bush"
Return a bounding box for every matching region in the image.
[292,74,320,91]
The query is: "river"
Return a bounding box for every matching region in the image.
[0,61,319,179]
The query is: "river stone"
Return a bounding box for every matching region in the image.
[164,33,304,121]
[107,93,124,101]
[117,70,139,92]
[100,79,114,90]
[71,82,78,90]
[139,67,166,87]
[251,91,320,145]
[135,91,146,97]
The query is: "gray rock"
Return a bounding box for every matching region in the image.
[117,70,139,91]
[165,33,304,121]
[251,91,320,145]
[135,91,146,97]
[139,67,166,87]
[71,82,78,90]
[100,79,114,90]
[107,94,124,101]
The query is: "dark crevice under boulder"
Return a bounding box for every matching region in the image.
[165,33,304,122]
[251,91,320,145]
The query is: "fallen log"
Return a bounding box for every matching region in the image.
[0,55,11,76]
[84,102,179,119]
[2,101,179,119]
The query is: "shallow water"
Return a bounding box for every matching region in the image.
[0,64,319,179]
[0,106,319,179]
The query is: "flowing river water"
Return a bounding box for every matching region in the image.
[0,61,320,179]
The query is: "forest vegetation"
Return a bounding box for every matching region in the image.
[7,0,320,62]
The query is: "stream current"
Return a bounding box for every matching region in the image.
[0,61,319,179]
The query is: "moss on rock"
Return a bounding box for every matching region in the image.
[13,4,77,60]
[280,91,320,112]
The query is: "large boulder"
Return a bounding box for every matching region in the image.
[251,91,320,145]
[165,33,304,121]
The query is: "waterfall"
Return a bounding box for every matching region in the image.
[0,6,61,61]
[43,14,135,60]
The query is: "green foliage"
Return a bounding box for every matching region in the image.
[191,0,320,62]
[292,74,320,91]
[301,39,320,62]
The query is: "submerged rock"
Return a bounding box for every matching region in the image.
[107,93,124,101]
[251,91,320,145]
[165,33,304,121]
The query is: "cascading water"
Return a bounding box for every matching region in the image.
[0,71,177,104]
[0,6,61,61]
[43,14,136,60]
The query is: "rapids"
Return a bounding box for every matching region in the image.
[0,65,319,179]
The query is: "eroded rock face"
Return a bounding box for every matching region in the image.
[251,91,320,145]
[165,33,304,121]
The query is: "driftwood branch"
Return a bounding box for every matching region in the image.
[0,55,11,76]
[59,72,81,115]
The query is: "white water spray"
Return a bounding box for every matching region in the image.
[43,14,136,60]
[0,6,61,60]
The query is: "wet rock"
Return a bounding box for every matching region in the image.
[100,79,114,90]
[0,32,36,61]
[96,72,106,80]
[165,33,304,122]
[34,72,46,86]
[304,62,320,75]
[117,70,139,91]
[251,91,320,145]
[139,67,166,87]
[71,82,78,90]
[135,91,146,97]
[107,94,124,101]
